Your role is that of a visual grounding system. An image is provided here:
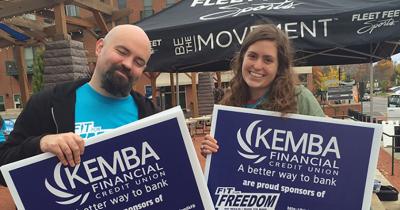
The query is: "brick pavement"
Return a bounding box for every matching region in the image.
[377,148,400,191]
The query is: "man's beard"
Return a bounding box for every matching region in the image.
[100,64,138,97]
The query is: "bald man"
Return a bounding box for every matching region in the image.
[0,25,158,187]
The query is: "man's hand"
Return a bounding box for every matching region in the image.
[40,132,85,167]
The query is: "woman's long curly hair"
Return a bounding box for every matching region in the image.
[220,24,298,113]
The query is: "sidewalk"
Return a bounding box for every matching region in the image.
[377,147,400,210]
[378,148,400,190]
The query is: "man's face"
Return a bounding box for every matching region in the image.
[100,63,139,97]
[94,28,151,97]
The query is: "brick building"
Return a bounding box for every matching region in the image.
[0,0,178,111]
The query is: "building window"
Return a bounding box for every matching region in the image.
[118,0,127,8]
[0,96,5,111]
[65,4,80,17]
[298,74,308,86]
[24,47,34,73]
[13,94,21,109]
[5,46,35,75]
[141,0,153,19]
[166,0,175,7]
[159,86,186,111]
[5,60,17,76]
[116,0,129,24]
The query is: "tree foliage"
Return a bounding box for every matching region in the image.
[373,59,394,83]
[353,64,370,82]
[393,62,400,85]
[380,80,389,92]
[319,66,339,90]
[32,47,44,93]
[312,67,323,90]
[376,59,394,70]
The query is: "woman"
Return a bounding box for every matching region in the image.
[201,24,325,156]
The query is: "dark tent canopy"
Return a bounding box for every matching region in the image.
[137,0,400,72]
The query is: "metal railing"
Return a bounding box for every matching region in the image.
[348,109,398,175]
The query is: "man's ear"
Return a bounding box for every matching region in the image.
[95,38,104,56]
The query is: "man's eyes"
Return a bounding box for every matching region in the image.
[135,59,146,67]
[116,48,128,55]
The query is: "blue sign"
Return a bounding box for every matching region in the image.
[1,107,214,210]
[205,105,382,210]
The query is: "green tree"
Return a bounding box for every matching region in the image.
[339,68,346,81]
[394,62,400,85]
[374,59,394,84]
[380,80,389,92]
[32,47,44,93]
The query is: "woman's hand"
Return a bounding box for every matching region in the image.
[200,134,219,158]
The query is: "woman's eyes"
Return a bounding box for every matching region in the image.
[263,58,273,63]
[247,53,273,63]
[247,53,257,59]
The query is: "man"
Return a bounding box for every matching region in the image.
[0,25,158,188]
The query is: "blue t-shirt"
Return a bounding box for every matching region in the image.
[75,83,138,139]
[0,120,6,142]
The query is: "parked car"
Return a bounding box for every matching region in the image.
[387,94,400,121]
[365,87,382,93]
[389,86,400,92]
[388,94,400,107]
[362,93,370,101]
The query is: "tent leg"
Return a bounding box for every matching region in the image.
[170,73,176,106]
[369,62,373,122]
[176,72,180,107]
[191,72,199,118]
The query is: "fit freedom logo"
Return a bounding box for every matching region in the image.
[45,163,90,205]
[215,187,279,209]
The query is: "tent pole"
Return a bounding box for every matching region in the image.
[191,72,199,118]
[170,73,176,106]
[150,73,159,105]
[176,72,180,108]
[369,62,373,122]
[216,72,222,88]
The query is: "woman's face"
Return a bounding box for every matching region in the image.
[241,40,278,99]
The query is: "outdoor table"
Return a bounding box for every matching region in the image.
[185,118,197,136]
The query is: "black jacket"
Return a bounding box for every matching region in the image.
[0,79,158,185]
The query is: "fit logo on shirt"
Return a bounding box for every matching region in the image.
[75,121,112,139]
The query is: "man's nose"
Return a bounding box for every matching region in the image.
[121,58,133,71]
